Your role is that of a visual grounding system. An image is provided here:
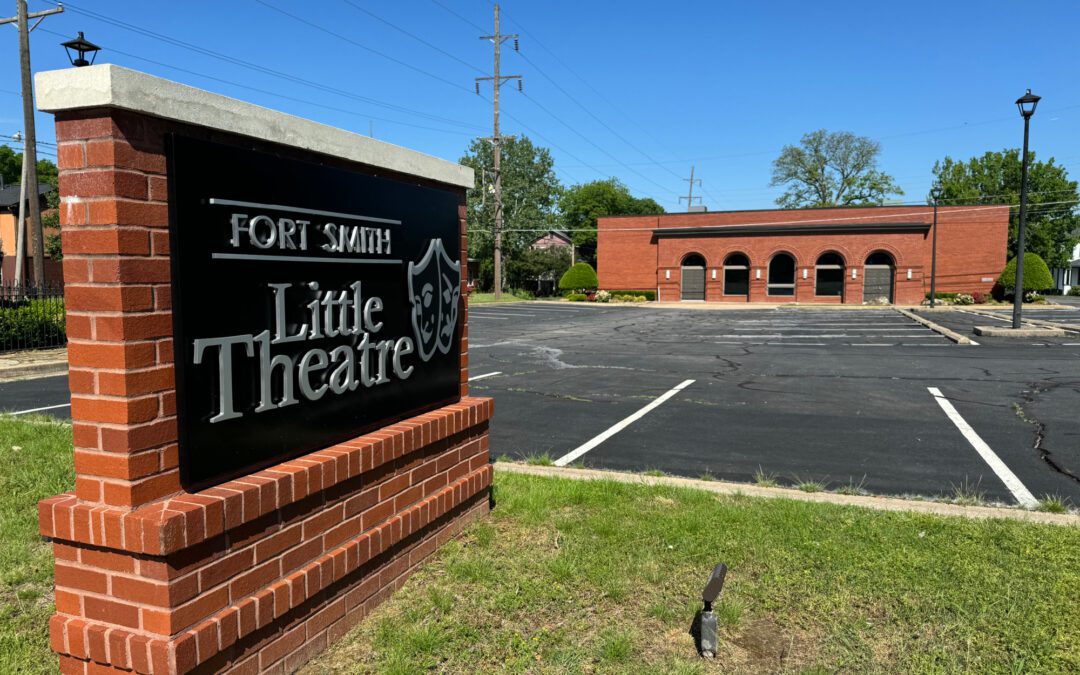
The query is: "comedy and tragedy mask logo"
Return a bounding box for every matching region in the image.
[408,239,461,362]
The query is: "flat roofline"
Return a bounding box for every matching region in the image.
[652,222,932,237]
[599,203,1009,220]
[35,64,474,189]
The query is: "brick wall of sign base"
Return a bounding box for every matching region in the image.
[41,107,489,674]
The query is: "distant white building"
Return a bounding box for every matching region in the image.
[1051,242,1080,292]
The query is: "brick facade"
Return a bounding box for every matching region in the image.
[597,206,1009,304]
[41,107,489,673]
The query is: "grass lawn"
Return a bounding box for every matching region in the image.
[3,415,1078,673]
[469,292,557,305]
[307,471,1080,674]
[0,415,74,674]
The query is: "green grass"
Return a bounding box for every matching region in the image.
[0,415,74,674]
[306,472,1080,673]
[1038,494,1072,514]
[468,291,535,305]
[753,467,778,488]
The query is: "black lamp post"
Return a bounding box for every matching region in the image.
[929,183,943,308]
[61,32,101,67]
[1012,89,1040,329]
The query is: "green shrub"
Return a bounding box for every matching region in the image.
[608,289,656,300]
[566,293,587,302]
[997,253,1055,293]
[0,300,66,350]
[925,291,959,301]
[954,293,975,305]
[558,262,598,292]
[1069,286,1080,297]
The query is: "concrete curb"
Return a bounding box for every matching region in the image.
[494,463,1079,527]
[0,359,68,382]
[958,307,1080,334]
[895,308,976,344]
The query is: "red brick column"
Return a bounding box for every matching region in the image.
[41,108,491,674]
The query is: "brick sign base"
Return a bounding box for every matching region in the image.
[36,66,489,674]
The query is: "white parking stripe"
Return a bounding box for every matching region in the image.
[469,315,510,320]
[927,387,1038,507]
[468,371,502,382]
[7,402,71,416]
[469,311,536,317]
[554,379,695,467]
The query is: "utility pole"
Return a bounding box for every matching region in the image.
[679,165,702,211]
[14,131,26,287]
[476,4,520,300]
[2,2,65,288]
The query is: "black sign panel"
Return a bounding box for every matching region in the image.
[167,135,463,490]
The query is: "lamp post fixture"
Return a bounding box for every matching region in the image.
[929,183,943,308]
[61,31,100,67]
[1012,89,1040,329]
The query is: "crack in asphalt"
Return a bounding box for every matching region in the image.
[1014,381,1080,484]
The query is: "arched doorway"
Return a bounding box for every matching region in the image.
[681,253,706,301]
[864,251,895,304]
[815,252,845,300]
[767,253,796,297]
[723,253,750,297]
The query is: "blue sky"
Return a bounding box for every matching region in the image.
[2,0,1078,211]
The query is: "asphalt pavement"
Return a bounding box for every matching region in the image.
[467,302,1080,505]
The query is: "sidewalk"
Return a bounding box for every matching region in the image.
[0,347,68,382]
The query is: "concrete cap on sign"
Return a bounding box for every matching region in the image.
[34,64,474,189]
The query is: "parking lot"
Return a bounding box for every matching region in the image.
[467,302,1080,506]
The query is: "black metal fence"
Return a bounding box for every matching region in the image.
[0,282,67,353]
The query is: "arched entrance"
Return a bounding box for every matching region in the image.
[815,252,845,300]
[767,253,796,297]
[723,253,750,298]
[681,253,706,301]
[863,251,895,304]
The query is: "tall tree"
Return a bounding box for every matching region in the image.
[0,144,57,188]
[560,178,663,263]
[932,150,1079,267]
[770,129,902,208]
[460,135,562,275]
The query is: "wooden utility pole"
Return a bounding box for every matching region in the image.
[679,165,702,211]
[14,133,26,286]
[3,1,64,287]
[476,4,520,299]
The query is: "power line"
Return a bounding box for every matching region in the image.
[518,90,680,197]
[33,27,477,139]
[254,0,473,95]
[429,0,486,33]
[340,0,485,76]
[35,0,485,133]
[428,0,675,199]
[494,5,695,185]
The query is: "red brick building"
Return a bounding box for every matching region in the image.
[597,205,1009,304]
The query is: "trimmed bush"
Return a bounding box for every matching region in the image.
[0,300,66,351]
[558,263,598,293]
[998,253,1055,293]
[566,293,587,302]
[1069,286,1080,297]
